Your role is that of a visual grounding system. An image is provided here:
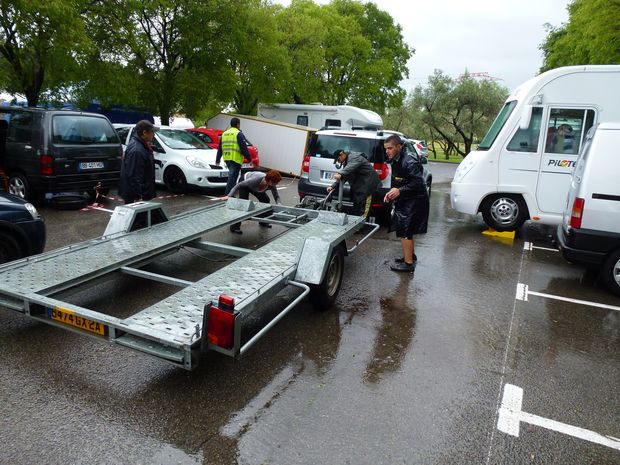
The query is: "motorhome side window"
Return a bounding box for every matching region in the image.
[297,115,308,126]
[506,107,543,153]
[325,119,341,128]
[544,108,595,154]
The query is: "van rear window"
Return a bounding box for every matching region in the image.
[308,135,383,162]
[52,115,120,145]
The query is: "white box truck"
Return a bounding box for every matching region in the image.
[208,113,315,175]
[450,65,620,231]
[257,103,383,130]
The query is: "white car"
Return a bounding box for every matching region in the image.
[114,124,229,194]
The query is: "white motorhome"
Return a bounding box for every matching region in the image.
[208,113,315,174]
[257,103,383,130]
[450,65,620,231]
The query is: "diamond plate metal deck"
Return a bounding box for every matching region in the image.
[120,216,361,345]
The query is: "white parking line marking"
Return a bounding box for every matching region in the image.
[523,241,558,252]
[516,283,620,312]
[498,384,620,450]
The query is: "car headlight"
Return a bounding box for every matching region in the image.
[24,203,40,219]
[186,156,208,169]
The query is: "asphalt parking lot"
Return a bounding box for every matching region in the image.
[0,162,618,464]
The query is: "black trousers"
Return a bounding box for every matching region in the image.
[231,187,270,230]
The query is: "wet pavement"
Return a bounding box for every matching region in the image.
[0,162,618,464]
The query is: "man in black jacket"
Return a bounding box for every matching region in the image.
[383,135,429,273]
[327,149,380,217]
[119,120,157,204]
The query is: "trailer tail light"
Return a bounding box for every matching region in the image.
[301,155,310,173]
[569,197,585,229]
[373,163,389,181]
[207,295,237,350]
[40,154,54,175]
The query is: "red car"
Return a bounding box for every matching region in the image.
[186,127,260,170]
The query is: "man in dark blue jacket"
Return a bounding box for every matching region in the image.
[383,135,429,273]
[119,120,157,204]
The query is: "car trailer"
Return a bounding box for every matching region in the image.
[0,199,378,370]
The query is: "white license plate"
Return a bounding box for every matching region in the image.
[79,161,104,170]
[322,171,335,180]
[242,163,252,169]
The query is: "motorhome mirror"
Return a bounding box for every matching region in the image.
[519,106,532,130]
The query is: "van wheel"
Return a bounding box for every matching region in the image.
[164,166,187,194]
[481,194,527,231]
[309,245,345,309]
[8,173,32,201]
[0,232,22,264]
[601,249,620,297]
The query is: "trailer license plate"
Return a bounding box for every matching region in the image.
[322,171,335,180]
[79,161,105,170]
[47,306,107,336]
[242,162,252,169]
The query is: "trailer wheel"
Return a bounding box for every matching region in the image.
[601,249,620,297]
[309,244,345,309]
[0,232,22,264]
[481,194,527,231]
[164,166,187,194]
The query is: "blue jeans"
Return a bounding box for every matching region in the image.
[224,160,241,195]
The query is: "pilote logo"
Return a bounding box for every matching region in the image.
[548,159,575,168]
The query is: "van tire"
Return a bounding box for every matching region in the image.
[601,249,620,296]
[0,232,22,264]
[309,244,345,310]
[164,166,187,194]
[481,194,527,231]
[8,173,32,201]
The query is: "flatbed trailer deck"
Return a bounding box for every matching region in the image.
[0,199,377,370]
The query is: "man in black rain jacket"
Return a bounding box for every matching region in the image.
[383,135,429,273]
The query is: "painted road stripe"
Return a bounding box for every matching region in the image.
[516,283,620,312]
[498,384,620,450]
[523,241,558,252]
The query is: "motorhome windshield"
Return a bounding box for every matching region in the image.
[478,101,517,150]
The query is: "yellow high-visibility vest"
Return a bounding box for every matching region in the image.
[221,127,244,165]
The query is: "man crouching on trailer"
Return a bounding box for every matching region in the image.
[327,149,380,218]
[221,170,283,234]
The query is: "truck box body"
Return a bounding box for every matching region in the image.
[257,103,383,131]
[450,65,620,231]
[208,113,315,175]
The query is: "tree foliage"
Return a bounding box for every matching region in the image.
[406,70,508,158]
[0,0,89,106]
[540,0,620,71]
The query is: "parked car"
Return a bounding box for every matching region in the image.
[0,191,45,264]
[410,139,428,158]
[186,127,260,172]
[298,128,432,223]
[0,107,122,203]
[556,122,620,296]
[114,124,229,194]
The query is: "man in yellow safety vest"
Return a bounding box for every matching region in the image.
[216,117,251,194]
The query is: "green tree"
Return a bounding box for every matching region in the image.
[540,0,620,71]
[0,0,88,106]
[276,0,412,114]
[411,70,508,157]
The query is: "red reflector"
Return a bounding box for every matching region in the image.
[207,305,236,349]
[373,163,389,181]
[40,154,54,175]
[569,197,585,229]
[301,155,310,173]
[218,294,235,312]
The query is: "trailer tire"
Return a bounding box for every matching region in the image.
[601,249,620,297]
[480,194,527,232]
[309,244,345,310]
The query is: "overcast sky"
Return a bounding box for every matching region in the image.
[274,0,571,93]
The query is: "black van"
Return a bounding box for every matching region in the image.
[0,107,122,202]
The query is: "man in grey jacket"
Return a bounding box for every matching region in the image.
[327,149,380,217]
